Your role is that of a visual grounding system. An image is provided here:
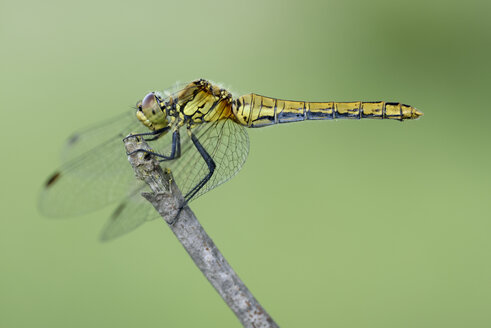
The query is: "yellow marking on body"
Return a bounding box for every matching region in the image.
[258,96,276,121]
[280,100,304,114]
[385,102,401,119]
[235,94,253,126]
[403,104,423,119]
[249,95,260,123]
[309,102,334,115]
[361,102,384,118]
[204,98,229,122]
[335,102,361,117]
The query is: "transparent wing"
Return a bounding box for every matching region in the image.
[99,185,158,241]
[163,118,249,202]
[94,118,248,241]
[39,110,154,217]
[61,110,136,163]
[95,118,249,241]
[40,84,249,240]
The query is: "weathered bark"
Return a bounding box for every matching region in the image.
[124,135,278,328]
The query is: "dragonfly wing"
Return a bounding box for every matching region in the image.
[99,186,159,241]
[162,119,249,202]
[39,110,159,218]
[40,138,136,217]
[61,110,137,163]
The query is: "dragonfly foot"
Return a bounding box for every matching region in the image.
[126,148,146,156]
[167,202,187,226]
[123,134,141,142]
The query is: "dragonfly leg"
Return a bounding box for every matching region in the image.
[183,129,216,202]
[163,129,181,160]
[168,130,215,226]
[168,206,185,226]
[127,129,181,161]
[123,126,171,142]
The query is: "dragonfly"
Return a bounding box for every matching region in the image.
[39,79,423,240]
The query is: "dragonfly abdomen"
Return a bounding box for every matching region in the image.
[233,94,422,127]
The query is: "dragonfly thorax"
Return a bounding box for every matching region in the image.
[136,92,169,131]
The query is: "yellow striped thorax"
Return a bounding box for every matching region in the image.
[173,80,235,126]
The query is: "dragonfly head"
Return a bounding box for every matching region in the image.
[136,92,169,131]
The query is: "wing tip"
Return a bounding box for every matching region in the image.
[98,203,130,242]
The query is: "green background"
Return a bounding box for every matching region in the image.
[1,0,490,327]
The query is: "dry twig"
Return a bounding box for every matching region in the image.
[124,135,279,328]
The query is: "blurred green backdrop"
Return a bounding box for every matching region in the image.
[1,0,490,327]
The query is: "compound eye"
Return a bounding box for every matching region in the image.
[141,92,156,110]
